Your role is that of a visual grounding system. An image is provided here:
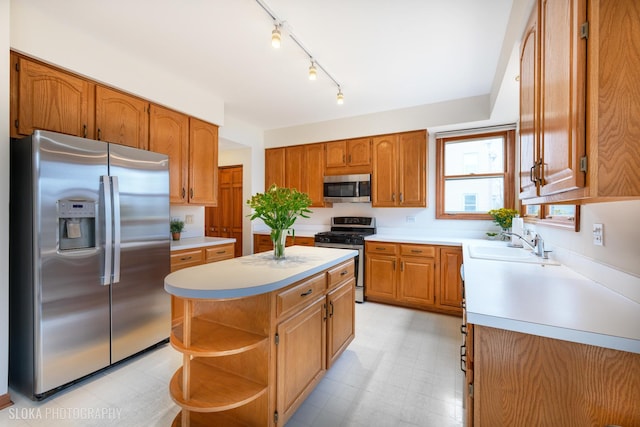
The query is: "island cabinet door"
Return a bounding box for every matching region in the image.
[327,278,356,368]
[276,297,327,425]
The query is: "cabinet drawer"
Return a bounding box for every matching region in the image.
[276,273,326,318]
[291,236,315,247]
[327,259,355,289]
[205,244,234,263]
[366,242,398,255]
[400,244,436,257]
[170,248,204,271]
[256,234,272,245]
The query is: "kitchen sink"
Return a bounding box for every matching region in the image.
[468,244,560,265]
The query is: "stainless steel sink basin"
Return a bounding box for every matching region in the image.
[468,245,560,265]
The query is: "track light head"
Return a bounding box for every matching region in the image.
[337,89,344,105]
[271,25,281,48]
[308,61,317,80]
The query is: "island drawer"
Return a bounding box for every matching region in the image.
[327,259,355,289]
[400,244,436,257]
[205,244,235,263]
[276,273,326,318]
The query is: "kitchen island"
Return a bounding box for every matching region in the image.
[164,245,357,427]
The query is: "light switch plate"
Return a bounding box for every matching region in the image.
[593,223,604,246]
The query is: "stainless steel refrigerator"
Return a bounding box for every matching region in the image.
[9,130,171,399]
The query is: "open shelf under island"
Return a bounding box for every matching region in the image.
[164,245,358,427]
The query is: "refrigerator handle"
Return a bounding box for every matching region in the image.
[101,175,113,286]
[111,176,121,284]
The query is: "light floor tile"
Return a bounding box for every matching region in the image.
[0,302,463,427]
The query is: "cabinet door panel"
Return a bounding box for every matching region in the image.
[399,257,435,306]
[327,279,355,368]
[519,9,539,199]
[149,105,189,204]
[305,143,326,207]
[372,135,398,207]
[277,298,327,424]
[539,0,586,196]
[95,86,148,149]
[440,247,463,310]
[365,255,396,299]
[325,141,347,168]
[285,145,305,191]
[398,131,426,207]
[265,148,285,189]
[18,58,93,138]
[347,138,371,166]
[189,118,218,205]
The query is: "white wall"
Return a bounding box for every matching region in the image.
[1,0,10,400]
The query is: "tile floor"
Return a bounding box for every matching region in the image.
[0,302,464,427]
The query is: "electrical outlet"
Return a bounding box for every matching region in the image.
[406,216,416,224]
[185,215,194,224]
[593,223,604,246]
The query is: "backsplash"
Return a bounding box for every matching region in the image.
[170,205,205,239]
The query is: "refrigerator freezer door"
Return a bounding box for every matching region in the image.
[34,131,112,395]
[108,144,170,363]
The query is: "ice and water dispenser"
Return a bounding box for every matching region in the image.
[57,200,96,251]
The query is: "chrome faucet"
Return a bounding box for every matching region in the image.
[502,231,549,258]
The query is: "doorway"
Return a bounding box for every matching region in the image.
[205,165,243,257]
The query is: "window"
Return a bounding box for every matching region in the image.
[521,204,580,231]
[436,129,516,219]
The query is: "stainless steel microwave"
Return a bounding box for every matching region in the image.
[323,174,371,203]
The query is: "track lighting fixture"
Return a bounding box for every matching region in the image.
[256,0,344,105]
[271,24,281,48]
[308,61,317,80]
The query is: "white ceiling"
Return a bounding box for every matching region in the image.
[16,0,524,135]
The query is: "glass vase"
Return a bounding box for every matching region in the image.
[271,229,288,259]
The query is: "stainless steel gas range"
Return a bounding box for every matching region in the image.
[314,217,376,303]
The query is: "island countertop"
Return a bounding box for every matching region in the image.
[164,245,357,299]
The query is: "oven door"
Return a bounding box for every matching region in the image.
[314,241,364,303]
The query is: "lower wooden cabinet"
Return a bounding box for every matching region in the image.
[365,241,462,315]
[276,297,327,423]
[253,233,315,254]
[467,325,640,427]
[170,243,235,326]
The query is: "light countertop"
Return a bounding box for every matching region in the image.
[164,245,357,299]
[368,234,639,354]
[461,240,640,354]
[170,236,236,251]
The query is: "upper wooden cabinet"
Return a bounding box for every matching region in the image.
[520,0,640,203]
[10,52,222,207]
[11,54,94,139]
[325,137,371,174]
[372,130,427,207]
[95,85,149,150]
[188,118,219,206]
[149,104,189,204]
[265,144,327,207]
